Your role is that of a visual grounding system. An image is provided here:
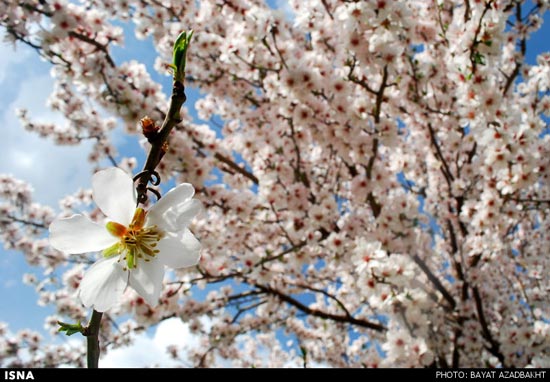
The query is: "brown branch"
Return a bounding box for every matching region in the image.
[214,152,259,185]
[505,197,550,205]
[502,4,527,95]
[320,0,334,19]
[464,0,471,22]
[446,220,468,301]
[83,310,103,368]
[412,254,456,310]
[347,56,376,94]
[288,282,353,319]
[366,192,382,218]
[452,326,463,367]
[230,300,267,324]
[427,122,454,187]
[365,138,379,181]
[472,287,506,366]
[469,1,493,75]
[1,215,47,229]
[189,135,259,185]
[373,65,389,124]
[135,81,187,203]
[281,115,310,188]
[256,241,307,266]
[255,284,386,331]
[358,65,391,219]
[68,31,116,67]
[270,25,288,70]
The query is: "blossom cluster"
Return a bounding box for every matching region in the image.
[1,0,550,368]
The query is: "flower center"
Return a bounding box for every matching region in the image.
[103,208,164,270]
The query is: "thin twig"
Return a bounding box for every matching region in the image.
[135,81,187,203]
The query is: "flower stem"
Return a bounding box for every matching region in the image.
[85,310,103,368]
[136,80,187,203]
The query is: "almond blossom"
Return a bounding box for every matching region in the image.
[49,167,201,312]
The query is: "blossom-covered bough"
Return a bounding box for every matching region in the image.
[1,0,550,368]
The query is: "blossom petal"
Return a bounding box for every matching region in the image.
[78,257,127,312]
[150,183,195,215]
[147,183,196,231]
[49,215,118,254]
[150,199,203,233]
[156,229,201,269]
[174,199,203,228]
[128,260,164,306]
[92,167,136,226]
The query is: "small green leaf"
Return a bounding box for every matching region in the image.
[473,52,485,65]
[57,320,84,336]
[172,30,194,82]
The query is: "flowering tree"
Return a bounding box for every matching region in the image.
[1,0,550,368]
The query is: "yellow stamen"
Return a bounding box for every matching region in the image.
[106,221,127,238]
[103,208,164,269]
[130,208,146,230]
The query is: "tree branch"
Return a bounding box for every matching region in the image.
[412,254,456,310]
[427,122,454,187]
[1,215,47,229]
[214,152,259,185]
[502,4,527,95]
[255,284,386,331]
[135,81,187,203]
[472,287,506,366]
[83,310,103,368]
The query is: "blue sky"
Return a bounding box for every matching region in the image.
[0,0,549,366]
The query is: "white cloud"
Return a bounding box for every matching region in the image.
[98,316,326,368]
[3,279,16,288]
[0,51,95,208]
[100,318,198,368]
[275,0,295,22]
[0,42,31,83]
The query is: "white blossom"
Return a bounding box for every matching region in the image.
[49,168,201,312]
